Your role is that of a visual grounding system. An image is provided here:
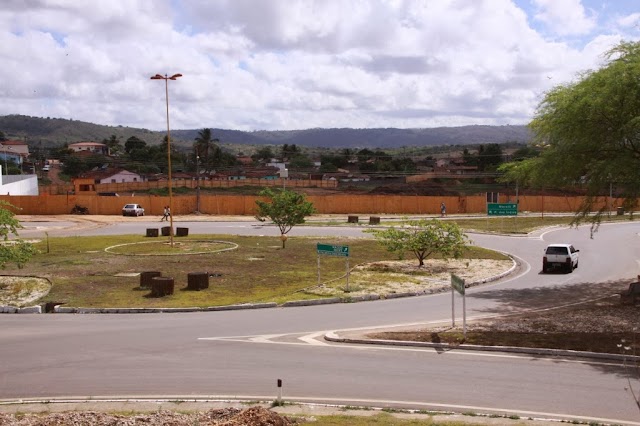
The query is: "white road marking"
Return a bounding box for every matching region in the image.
[198,332,622,367]
[297,331,330,346]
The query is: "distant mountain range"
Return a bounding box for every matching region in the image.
[0,114,532,149]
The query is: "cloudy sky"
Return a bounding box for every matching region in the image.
[1,0,638,131]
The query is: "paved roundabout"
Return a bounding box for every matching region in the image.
[2,216,640,425]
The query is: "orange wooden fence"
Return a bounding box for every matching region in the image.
[0,194,618,216]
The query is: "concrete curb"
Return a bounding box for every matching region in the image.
[324,331,640,362]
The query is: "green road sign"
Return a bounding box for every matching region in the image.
[487,203,518,216]
[317,243,349,257]
[451,273,465,295]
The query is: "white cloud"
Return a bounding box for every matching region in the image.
[0,0,637,132]
[532,0,596,36]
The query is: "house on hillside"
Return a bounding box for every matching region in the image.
[68,142,109,155]
[81,168,144,184]
[0,140,29,169]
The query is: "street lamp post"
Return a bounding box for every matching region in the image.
[195,154,201,214]
[150,73,182,247]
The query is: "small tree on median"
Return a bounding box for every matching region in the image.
[0,201,37,269]
[367,219,468,267]
[255,188,316,248]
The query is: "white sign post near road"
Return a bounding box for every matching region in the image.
[451,273,467,338]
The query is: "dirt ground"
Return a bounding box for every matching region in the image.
[369,279,640,355]
[0,406,299,426]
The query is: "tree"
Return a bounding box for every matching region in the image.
[367,219,468,267]
[194,128,219,159]
[254,188,316,248]
[124,136,147,154]
[252,146,275,163]
[477,144,503,171]
[0,202,37,269]
[102,135,122,155]
[506,41,640,228]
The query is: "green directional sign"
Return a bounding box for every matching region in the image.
[451,273,465,295]
[487,203,518,216]
[317,243,349,257]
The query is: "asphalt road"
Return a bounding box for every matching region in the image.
[4,217,640,424]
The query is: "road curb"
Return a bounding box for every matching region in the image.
[324,331,640,362]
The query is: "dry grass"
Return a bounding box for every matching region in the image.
[7,234,508,309]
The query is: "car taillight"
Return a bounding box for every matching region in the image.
[543,256,547,262]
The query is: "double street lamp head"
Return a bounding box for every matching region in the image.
[150,73,183,81]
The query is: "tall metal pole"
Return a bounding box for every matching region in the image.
[195,154,201,214]
[163,77,174,246]
[151,73,182,247]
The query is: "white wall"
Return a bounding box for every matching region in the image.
[0,168,39,196]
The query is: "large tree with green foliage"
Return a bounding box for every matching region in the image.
[500,41,640,227]
[0,202,37,269]
[367,219,468,267]
[254,188,316,248]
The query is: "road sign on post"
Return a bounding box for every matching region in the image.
[317,243,350,292]
[451,274,465,295]
[487,203,518,216]
[317,243,349,257]
[451,273,467,338]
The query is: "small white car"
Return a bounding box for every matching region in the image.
[122,204,145,217]
[543,244,579,273]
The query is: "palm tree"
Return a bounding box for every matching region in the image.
[194,128,220,172]
[194,128,219,158]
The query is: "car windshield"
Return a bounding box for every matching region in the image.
[124,204,136,209]
[546,246,568,255]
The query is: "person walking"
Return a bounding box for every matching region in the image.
[161,206,169,221]
[440,202,446,217]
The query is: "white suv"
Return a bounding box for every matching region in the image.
[543,244,579,273]
[122,204,145,217]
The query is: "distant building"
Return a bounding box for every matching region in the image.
[68,142,109,155]
[80,168,144,184]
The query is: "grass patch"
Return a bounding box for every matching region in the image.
[11,233,509,309]
[308,412,471,425]
[313,214,638,234]
[105,240,237,255]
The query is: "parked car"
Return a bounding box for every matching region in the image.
[122,204,145,217]
[42,165,50,172]
[543,244,579,273]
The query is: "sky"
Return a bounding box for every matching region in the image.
[1,0,639,132]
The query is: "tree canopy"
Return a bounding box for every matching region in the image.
[500,41,640,225]
[367,219,468,267]
[254,188,316,248]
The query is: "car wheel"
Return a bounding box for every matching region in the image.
[574,261,578,269]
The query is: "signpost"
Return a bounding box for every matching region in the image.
[487,203,518,216]
[316,243,349,257]
[451,273,467,338]
[317,243,350,292]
